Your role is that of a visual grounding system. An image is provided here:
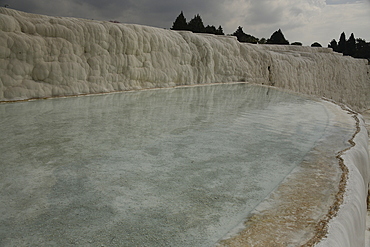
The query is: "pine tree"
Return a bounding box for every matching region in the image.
[354,38,370,59]
[233,26,245,40]
[188,14,205,33]
[232,26,258,44]
[171,11,188,31]
[266,29,289,45]
[329,33,370,59]
[205,25,217,34]
[258,38,267,44]
[216,25,224,35]
[338,32,346,53]
[345,33,356,56]
[328,39,339,52]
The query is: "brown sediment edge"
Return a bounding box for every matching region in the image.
[366,109,370,211]
[302,98,361,246]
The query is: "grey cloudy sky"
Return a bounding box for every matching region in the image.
[2,0,370,46]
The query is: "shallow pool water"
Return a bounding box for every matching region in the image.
[0,83,353,246]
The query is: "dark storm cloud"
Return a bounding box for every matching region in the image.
[1,0,227,30]
[2,0,135,20]
[1,0,38,13]
[0,0,322,37]
[244,1,285,25]
[2,0,369,45]
[115,0,228,28]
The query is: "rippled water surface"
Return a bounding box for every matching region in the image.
[0,83,352,246]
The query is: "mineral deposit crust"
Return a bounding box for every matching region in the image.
[0,8,369,112]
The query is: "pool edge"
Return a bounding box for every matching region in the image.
[217,100,370,247]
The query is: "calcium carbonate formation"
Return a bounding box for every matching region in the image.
[0,8,369,112]
[0,7,369,246]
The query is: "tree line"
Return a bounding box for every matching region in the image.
[171,12,370,60]
[171,12,292,45]
[171,11,224,35]
[329,32,370,60]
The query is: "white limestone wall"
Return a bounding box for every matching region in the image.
[0,8,369,111]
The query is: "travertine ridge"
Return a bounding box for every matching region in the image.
[0,8,369,112]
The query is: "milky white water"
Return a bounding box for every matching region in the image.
[0,83,355,246]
